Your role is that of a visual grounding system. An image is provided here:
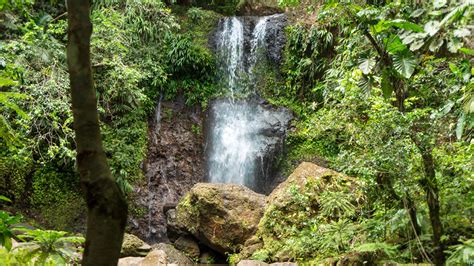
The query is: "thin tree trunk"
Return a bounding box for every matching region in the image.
[420,151,444,266]
[66,1,128,265]
[411,134,445,266]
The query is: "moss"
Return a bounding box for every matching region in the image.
[37,194,86,231]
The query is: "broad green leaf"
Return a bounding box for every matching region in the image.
[385,19,424,32]
[393,51,416,79]
[454,28,471,38]
[449,63,460,74]
[410,40,424,51]
[358,57,376,75]
[448,38,463,53]
[424,21,441,36]
[402,33,417,45]
[0,77,18,87]
[459,47,474,55]
[456,112,465,140]
[410,9,425,18]
[429,38,444,52]
[439,100,455,117]
[434,0,447,9]
[385,35,407,54]
[0,196,11,202]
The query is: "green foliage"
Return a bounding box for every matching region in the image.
[163,33,217,106]
[353,242,398,260]
[16,229,84,265]
[0,208,21,251]
[255,176,364,262]
[257,0,474,264]
[1,2,219,227]
[190,0,244,15]
[446,238,474,265]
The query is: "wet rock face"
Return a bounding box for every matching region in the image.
[130,98,205,243]
[205,98,292,194]
[263,14,287,64]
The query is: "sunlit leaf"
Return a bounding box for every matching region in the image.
[454,28,471,38]
[456,112,465,140]
[434,0,447,9]
[438,100,455,117]
[424,20,441,36]
[429,38,444,52]
[448,38,463,53]
[358,57,376,75]
[393,51,416,79]
[410,9,425,18]
[459,47,474,55]
[384,19,424,32]
[410,40,424,51]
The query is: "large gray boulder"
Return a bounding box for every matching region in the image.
[172,183,266,254]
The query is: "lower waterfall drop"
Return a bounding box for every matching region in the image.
[206,14,291,193]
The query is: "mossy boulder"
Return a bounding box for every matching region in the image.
[173,183,266,254]
[244,162,365,262]
[120,233,151,257]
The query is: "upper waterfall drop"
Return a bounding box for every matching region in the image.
[206,14,291,193]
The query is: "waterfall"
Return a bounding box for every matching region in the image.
[206,14,291,193]
[216,17,244,98]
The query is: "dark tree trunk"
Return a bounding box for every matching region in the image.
[420,151,445,266]
[66,1,128,265]
[411,135,445,266]
[376,173,421,237]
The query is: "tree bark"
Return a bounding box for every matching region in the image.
[420,151,445,266]
[411,135,445,266]
[66,1,128,265]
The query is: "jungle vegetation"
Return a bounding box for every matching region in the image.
[0,0,473,265]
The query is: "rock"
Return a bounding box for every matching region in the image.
[140,250,167,266]
[199,251,216,264]
[270,263,298,266]
[249,162,364,262]
[152,243,193,264]
[118,257,143,266]
[174,236,200,259]
[267,162,361,207]
[131,102,205,242]
[121,233,151,257]
[237,260,269,266]
[166,209,185,242]
[174,183,266,254]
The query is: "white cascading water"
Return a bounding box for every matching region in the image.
[207,14,288,191]
[216,17,244,98]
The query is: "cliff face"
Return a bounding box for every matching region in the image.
[130,97,205,243]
